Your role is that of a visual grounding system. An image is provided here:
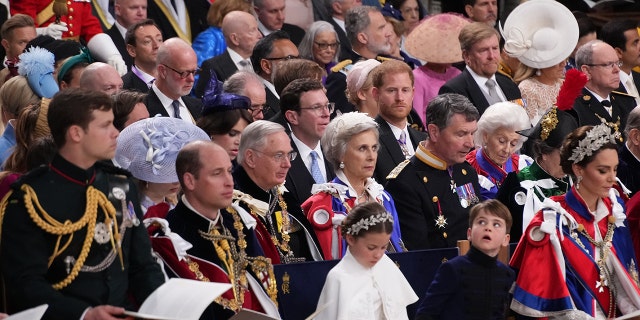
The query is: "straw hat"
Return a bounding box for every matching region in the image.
[501,0,578,69]
[405,13,471,64]
[115,117,210,183]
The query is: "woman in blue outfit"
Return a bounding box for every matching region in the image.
[466,102,532,200]
[191,0,253,68]
[302,112,406,260]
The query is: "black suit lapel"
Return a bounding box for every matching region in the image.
[462,70,489,114]
[376,118,406,164]
[286,141,315,203]
[220,53,238,80]
[495,73,521,101]
[146,90,170,117]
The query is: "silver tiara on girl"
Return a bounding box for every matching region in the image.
[345,213,394,236]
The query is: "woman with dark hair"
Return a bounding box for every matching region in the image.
[496,107,577,241]
[112,90,149,131]
[197,93,253,162]
[510,124,640,318]
[386,0,425,61]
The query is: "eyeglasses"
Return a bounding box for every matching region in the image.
[314,42,340,50]
[162,64,199,79]
[585,61,623,69]
[252,149,298,162]
[264,55,299,61]
[299,102,335,115]
[250,104,271,117]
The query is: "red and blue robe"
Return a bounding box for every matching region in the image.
[301,176,405,260]
[466,148,532,201]
[510,188,640,318]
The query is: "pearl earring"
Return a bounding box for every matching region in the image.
[576,176,582,190]
[339,162,345,169]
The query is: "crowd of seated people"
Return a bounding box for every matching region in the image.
[4,0,640,319]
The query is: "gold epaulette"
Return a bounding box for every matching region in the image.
[386,159,410,180]
[376,56,393,63]
[330,59,352,73]
[612,90,635,97]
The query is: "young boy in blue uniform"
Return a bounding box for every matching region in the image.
[414,199,515,320]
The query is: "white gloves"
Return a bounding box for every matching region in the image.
[36,22,68,39]
[332,215,346,226]
[86,33,127,76]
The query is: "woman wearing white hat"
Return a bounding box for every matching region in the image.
[501,0,579,125]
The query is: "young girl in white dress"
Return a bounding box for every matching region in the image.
[314,202,418,320]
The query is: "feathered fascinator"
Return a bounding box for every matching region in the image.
[200,69,250,116]
[556,69,588,111]
[18,46,59,98]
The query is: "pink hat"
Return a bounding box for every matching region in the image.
[346,59,381,95]
[405,13,471,64]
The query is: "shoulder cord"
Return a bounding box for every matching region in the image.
[1,184,120,290]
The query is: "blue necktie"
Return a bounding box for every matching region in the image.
[172,100,182,119]
[310,151,325,184]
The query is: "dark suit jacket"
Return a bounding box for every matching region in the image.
[146,0,209,42]
[144,88,202,120]
[618,145,640,197]
[327,18,352,62]
[106,25,133,70]
[194,51,238,98]
[268,111,290,135]
[373,116,427,183]
[569,88,636,144]
[285,139,336,212]
[121,71,150,93]
[264,86,280,119]
[281,23,306,46]
[439,69,521,115]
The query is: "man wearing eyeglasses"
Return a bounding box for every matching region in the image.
[571,40,636,143]
[281,79,335,218]
[250,30,299,119]
[223,70,270,121]
[234,120,323,264]
[144,37,201,123]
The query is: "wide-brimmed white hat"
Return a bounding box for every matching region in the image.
[405,13,471,64]
[115,117,210,183]
[501,0,578,69]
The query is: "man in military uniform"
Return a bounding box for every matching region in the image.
[386,93,481,250]
[234,120,322,264]
[571,40,637,144]
[148,140,279,319]
[0,89,164,319]
[325,5,392,115]
[11,0,127,75]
